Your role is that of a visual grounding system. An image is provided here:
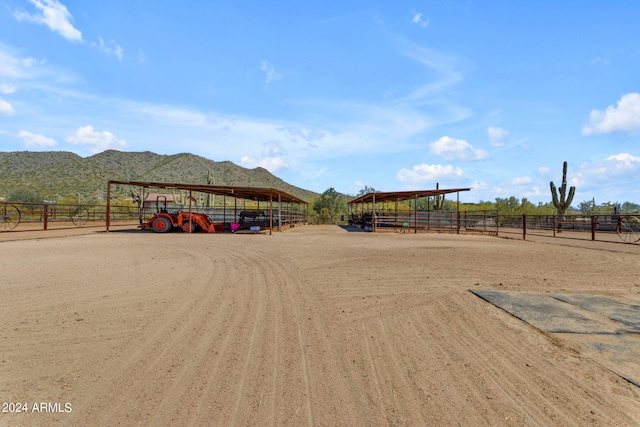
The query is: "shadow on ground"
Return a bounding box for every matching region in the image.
[339,225,368,233]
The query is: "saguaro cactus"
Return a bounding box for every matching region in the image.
[433,182,445,210]
[206,170,215,208]
[550,161,575,216]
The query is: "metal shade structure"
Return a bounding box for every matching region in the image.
[348,187,471,233]
[348,188,471,204]
[106,180,308,234]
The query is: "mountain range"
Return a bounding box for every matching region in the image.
[0,150,318,202]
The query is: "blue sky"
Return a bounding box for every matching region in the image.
[1,1,640,204]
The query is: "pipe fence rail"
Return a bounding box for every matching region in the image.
[499,213,640,244]
[3,201,639,244]
[347,209,640,245]
[1,201,307,232]
[1,201,139,232]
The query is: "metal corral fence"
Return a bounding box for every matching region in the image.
[0,201,140,232]
[0,201,307,232]
[349,209,640,244]
[349,210,499,235]
[498,213,640,244]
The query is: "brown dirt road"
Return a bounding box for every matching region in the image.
[1,225,640,426]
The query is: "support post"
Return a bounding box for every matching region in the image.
[456,192,460,234]
[188,190,192,234]
[591,215,596,241]
[278,193,282,232]
[44,204,48,230]
[427,196,430,232]
[106,182,111,232]
[522,214,526,240]
[269,194,273,235]
[372,193,376,232]
[414,194,418,234]
[141,186,145,224]
[395,198,398,228]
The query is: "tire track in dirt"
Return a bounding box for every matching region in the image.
[5,226,640,426]
[410,296,549,425]
[286,284,315,427]
[148,243,297,426]
[227,252,267,426]
[70,241,235,424]
[225,246,314,426]
[0,237,192,400]
[179,249,263,424]
[360,322,390,423]
[144,249,254,424]
[167,248,272,425]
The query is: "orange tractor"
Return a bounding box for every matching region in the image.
[140,196,221,233]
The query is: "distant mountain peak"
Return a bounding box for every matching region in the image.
[0,150,317,202]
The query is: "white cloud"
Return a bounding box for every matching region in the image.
[240,156,288,173]
[568,154,640,191]
[134,104,208,127]
[397,163,466,185]
[0,44,42,79]
[138,49,145,64]
[66,125,127,153]
[583,93,640,135]
[240,142,289,173]
[589,57,609,66]
[470,180,489,191]
[17,130,57,148]
[261,61,282,84]
[429,136,489,161]
[0,84,17,94]
[276,126,326,142]
[511,176,532,185]
[395,44,466,106]
[300,167,329,180]
[92,37,124,61]
[538,167,550,175]
[14,0,82,42]
[115,45,123,61]
[262,142,286,157]
[605,153,640,172]
[411,11,429,28]
[487,126,508,147]
[0,98,15,115]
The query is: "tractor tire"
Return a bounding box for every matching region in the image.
[152,217,172,233]
[182,221,197,233]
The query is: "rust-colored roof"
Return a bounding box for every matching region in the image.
[108,180,307,204]
[349,188,471,204]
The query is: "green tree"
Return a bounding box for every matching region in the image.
[312,187,347,223]
[356,186,378,196]
[621,202,640,213]
[578,199,595,214]
[319,207,330,224]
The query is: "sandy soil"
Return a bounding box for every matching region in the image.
[1,225,640,426]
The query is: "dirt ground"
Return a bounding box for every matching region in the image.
[1,225,640,426]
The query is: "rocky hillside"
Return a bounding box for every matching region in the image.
[0,150,318,202]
